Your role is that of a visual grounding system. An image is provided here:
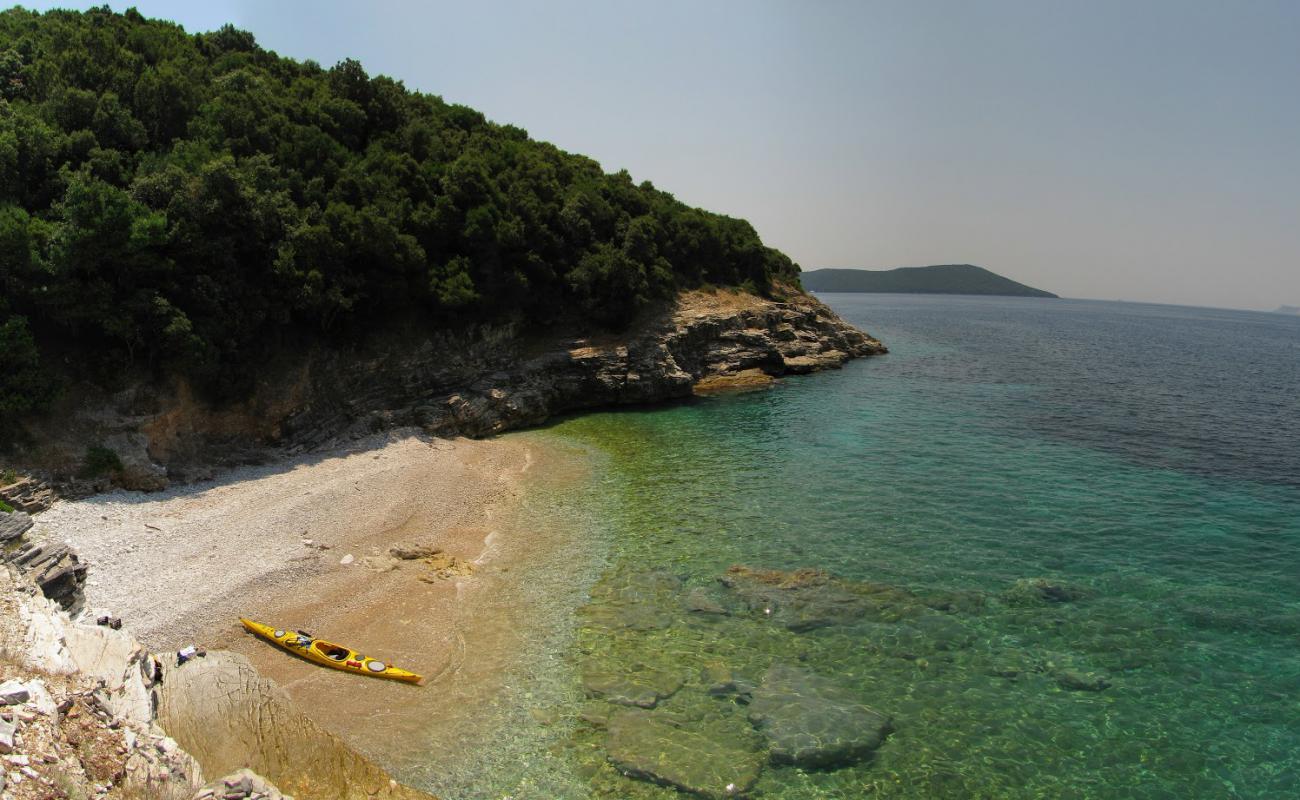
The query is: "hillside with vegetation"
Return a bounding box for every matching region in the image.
[0,6,801,421]
[802,264,1057,298]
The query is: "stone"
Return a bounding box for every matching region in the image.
[1001,578,1093,607]
[338,554,354,565]
[194,768,293,800]
[1055,669,1111,692]
[0,511,33,543]
[0,716,13,753]
[389,545,442,560]
[747,664,892,768]
[583,668,683,709]
[0,681,30,706]
[719,565,915,631]
[23,681,56,717]
[103,432,170,491]
[702,661,737,696]
[581,570,682,631]
[683,587,729,616]
[605,709,764,799]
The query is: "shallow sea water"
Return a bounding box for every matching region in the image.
[424,295,1300,799]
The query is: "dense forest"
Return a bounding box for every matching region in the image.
[0,6,800,417]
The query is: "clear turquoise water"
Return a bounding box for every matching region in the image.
[433,295,1300,799]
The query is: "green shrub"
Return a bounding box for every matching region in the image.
[80,445,123,478]
[0,499,13,513]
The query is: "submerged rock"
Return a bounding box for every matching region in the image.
[581,570,683,631]
[1001,578,1093,606]
[683,586,730,616]
[605,709,765,799]
[747,664,892,768]
[1054,669,1111,692]
[583,668,684,709]
[719,565,919,631]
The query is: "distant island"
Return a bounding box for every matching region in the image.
[1274,305,1300,315]
[802,264,1058,298]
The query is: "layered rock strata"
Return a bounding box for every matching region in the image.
[14,288,884,491]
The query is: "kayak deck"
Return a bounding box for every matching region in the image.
[240,617,423,684]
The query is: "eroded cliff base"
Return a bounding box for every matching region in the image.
[9,286,884,493]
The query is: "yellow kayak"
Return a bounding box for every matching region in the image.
[239,618,423,684]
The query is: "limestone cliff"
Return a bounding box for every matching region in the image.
[11,287,884,491]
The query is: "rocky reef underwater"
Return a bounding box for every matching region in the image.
[564,565,1123,799]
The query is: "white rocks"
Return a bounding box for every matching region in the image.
[0,715,15,753]
[0,681,30,706]
[25,680,57,717]
[339,553,354,565]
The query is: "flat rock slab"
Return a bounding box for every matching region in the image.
[719,565,919,631]
[748,664,891,769]
[0,680,30,706]
[583,669,683,709]
[581,570,683,631]
[0,511,33,543]
[606,709,764,799]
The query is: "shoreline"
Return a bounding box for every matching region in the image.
[32,428,598,781]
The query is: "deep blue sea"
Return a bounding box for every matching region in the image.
[428,295,1300,799]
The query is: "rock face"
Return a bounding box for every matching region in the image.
[13,287,884,490]
[747,664,892,769]
[605,709,765,799]
[0,476,56,513]
[0,567,204,800]
[0,566,430,800]
[5,541,88,609]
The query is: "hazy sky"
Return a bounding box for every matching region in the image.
[18,1,1300,309]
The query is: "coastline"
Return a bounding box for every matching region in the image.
[31,429,601,783]
[1,285,886,797]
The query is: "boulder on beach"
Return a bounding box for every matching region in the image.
[747,664,892,768]
[605,708,765,799]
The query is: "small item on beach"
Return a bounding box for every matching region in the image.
[339,553,354,565]
[177,645,198,665]
[240,617,423,684]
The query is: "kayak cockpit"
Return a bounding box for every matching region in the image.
[314,642,351,661]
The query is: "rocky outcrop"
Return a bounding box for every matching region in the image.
[12,288,884,491]
[0,566,434,800]
[194,769,293,800]
[0,567,204,800]
[0,477,56,514]
[5,541,87,610]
